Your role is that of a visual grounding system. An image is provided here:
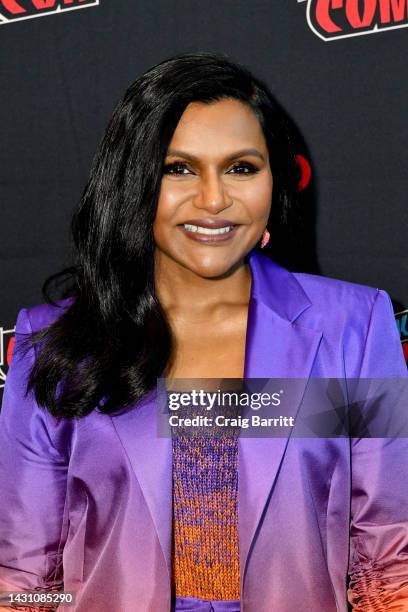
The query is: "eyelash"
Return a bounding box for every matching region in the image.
[163,161,259,176]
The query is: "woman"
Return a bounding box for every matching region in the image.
[0,52,407,612]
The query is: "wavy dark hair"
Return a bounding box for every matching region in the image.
[25,51,302,419]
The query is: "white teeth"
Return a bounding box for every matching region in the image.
[183,224,234,235]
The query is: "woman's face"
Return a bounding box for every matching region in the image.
[153,97,273,278]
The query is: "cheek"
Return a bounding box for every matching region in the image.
[157,181,189,213]
[242,175,273,220]
[154,187,179,228]
[155,198,168,219]
[153,184,188,244]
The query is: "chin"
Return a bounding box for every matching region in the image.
[186,255,243,279]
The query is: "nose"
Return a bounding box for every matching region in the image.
[194,170,233,213]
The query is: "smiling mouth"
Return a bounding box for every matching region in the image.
[177,223,239,244]
[182,223,235,235]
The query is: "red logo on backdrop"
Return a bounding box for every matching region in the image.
[298,0,408,40]
[395,309,408,367]
[0,326,15,389]
[295,154,312,191]
[0,0,99,25]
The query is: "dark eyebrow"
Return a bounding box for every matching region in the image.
[166,148,265,162]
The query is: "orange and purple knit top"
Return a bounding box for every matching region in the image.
[171,427,241,610]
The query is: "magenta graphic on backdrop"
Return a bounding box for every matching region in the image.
[396,309,408,365]
[298,0,408,40]
[0,327,15,390]
[0,0,99,25]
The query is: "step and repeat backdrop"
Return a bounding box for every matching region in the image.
[1,0,407,399]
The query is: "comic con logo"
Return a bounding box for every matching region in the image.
[298,0,408,40]
[0,326,15,389]
[396,309,408,366]
[0,0,99,25]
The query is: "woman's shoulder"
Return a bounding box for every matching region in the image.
[293,272,393,321]
[292,270,385,312]
[255,254,386,326]
[289,270,398,347]
[254,252,385,318]
[17,297,74,333]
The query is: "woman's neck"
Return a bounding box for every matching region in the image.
[154,251,252,316]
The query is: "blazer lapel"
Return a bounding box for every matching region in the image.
[110,388,173,584]
[238,250,323,591]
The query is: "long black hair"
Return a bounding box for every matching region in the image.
[26,51,301,418]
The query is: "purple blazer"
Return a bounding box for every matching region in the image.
[1,249,408,612]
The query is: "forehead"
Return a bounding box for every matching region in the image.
[168,98,267,153]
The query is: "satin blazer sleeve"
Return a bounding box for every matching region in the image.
[0,308,69,608]
[347,289,408,611]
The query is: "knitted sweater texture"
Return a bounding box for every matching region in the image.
[171,430,240,600]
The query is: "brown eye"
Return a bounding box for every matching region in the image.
[163,162,191,175]
[228,162,259,174]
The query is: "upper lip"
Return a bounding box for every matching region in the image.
[179,218,237,229]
